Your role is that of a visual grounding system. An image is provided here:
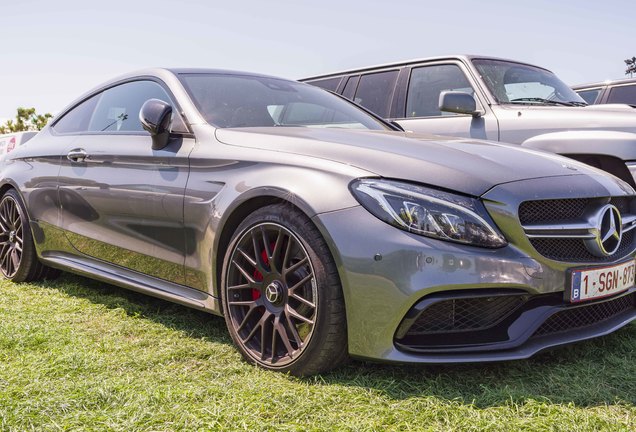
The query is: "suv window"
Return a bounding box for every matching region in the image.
[309,77,341,92]
[607,84,636,105]
[353,71,399,118]
[577,89,601,104]
[342,76,360,100]
[406,64,474,118]
[88,81,172,132]
[53,94,101,134]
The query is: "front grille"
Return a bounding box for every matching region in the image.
[406,295,527,335]
[519,196,636,263]
[529,230,635,263]
[519,197,633,225]
[519,198,590,225]
[532,293,635,337]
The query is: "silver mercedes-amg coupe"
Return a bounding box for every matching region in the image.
[1,69,635,375]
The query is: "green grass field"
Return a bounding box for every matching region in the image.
[0,274,634,431]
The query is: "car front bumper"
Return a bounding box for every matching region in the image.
[313,204,636,363]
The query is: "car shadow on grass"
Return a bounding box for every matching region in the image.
[36,273,636,408]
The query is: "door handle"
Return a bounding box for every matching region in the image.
[67,149,89,163]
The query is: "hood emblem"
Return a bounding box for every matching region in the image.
[585,204,622,257]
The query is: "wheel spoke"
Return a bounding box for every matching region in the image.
[284,313,303,347]
[232,259,257,284]
[284,257,308,277]
[236,305,259,332]
[274,316,296,359]
[285,305,315,325]
[288,273,313,294]
[290,293,316,309]
[269,228,284,273]
[10,249,19,270]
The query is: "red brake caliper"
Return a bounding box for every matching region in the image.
[251,245,274,300]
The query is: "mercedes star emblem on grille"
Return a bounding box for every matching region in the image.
[586,204,622,257]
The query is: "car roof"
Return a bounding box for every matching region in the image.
[572,77,636,90]
[300,54,550,81]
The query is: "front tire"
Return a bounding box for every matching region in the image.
[221,204,348,376]
[0,189,59,282]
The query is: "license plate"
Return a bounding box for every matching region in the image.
[569,259,635,303]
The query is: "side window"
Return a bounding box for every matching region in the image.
[309,77,342,92]
[52,94,101,134]
[342,75,360,100]
[353,71,399,118]
[607,84,636,105]
[406,64,475,118]
[576,89,601,105]
[88,81,172,132]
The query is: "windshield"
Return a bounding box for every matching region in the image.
[472,59,586,106]
[179,73,388,130]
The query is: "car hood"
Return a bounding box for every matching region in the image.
[215,128,603,196]
[498,103,636,136]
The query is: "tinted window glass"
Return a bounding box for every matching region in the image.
[353,71,399,118]
[309,77,341,92]
[576,89,601,104]
[607,84,636,105]
[342,76,359,100]
[88,81,171,132]
[179,74,387,130]
[53,94,100,134]
[406,65,474,117]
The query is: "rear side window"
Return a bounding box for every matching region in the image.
[89,81,172,132]
[353,70,399,118]
[309,77,342,92]
[607,84,636,105]
[406,64,474,117]
[576,89,601,104]
[53,94,100,134]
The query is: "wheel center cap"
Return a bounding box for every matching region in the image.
[265,281,283,305]
[9,231,15,243]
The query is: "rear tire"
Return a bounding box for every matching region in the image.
[221,204,348,376]
[0,189,60,282]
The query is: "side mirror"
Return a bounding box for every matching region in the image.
[439,91,482,117]
[140,99,172,150]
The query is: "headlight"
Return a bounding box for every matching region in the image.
[350,179,507,248]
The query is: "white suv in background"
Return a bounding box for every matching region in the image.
[302,55,636,187]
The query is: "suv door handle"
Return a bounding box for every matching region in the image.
[67,149,89,163]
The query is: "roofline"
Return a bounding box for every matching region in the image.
[572,77,636,90]
[299,54,550,81]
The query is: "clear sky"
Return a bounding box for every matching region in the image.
[0,0,633,121]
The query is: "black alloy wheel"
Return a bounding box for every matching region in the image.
[0,189,59,282]
[222,204,347,375]
[0,193,23,278]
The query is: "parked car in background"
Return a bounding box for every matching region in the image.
[0,131,37,156]
[573,77,636,106]
[2,68,635,375]
[301,55,636,187]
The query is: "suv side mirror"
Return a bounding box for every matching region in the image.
[140,99,173,150]
[439,91,482,117]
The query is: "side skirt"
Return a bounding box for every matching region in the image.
[41,252,223,315]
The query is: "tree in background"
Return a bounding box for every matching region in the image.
[625,57,636,78]
[0,108,53,134]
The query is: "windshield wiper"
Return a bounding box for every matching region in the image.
[508,97,580,107]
